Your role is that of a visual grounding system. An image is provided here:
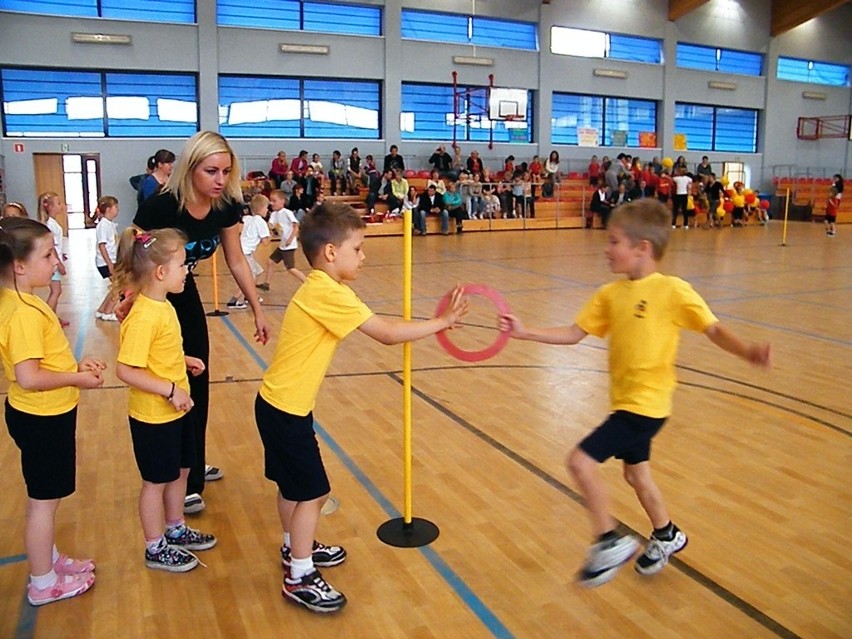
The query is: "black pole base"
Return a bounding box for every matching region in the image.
[377,517,439,548]
[206,309,229,317]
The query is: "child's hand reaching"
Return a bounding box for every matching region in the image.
[498,313,525,338]
[439,285,468,329]
[185,356,206,377]
[746,343,772,369]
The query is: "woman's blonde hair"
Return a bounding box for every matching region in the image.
[36,191,59,223]
[2,202,29,219]
[111,227,187,298]
[165,131,243,211]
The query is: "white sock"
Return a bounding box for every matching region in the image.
[30,570,58,590]
[289,556,314,579]
[166,522,186,538]
[146,536,167,554]
[283,532,291,548]
[52,545,60,564]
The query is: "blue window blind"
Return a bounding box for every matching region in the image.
[471,16,538,51]
[219,75,380,139]
[677,43,762,76]
[400,83,532,143]
[303,79,380,138]
[714,107,757,152]
[675,102,757,152]
[0,0,194,22]
[608,34,661,64]
[401,9,538,51]
[218,0,380,35]
[304,2,381,36]
[551,94,603,145]
[1,68,197,137]
[105,73,197,137]
[604,98,657,146]
[777,57,849,86]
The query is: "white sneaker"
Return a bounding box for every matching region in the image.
[101,313,118,322]
[635,530,688,575]
[578,535,639,587]
[184,493,205,514]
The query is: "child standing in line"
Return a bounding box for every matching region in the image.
[228,194,271,310]
[94,196,120,322]
[258,189,306,292]
[37,192,69,326]
[0,217,106,605]
[255,203,467,613]
[499,199,771,588]
[825,187,840,236]
[113,227,216,573]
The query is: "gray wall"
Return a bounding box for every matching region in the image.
[1,0,850,229]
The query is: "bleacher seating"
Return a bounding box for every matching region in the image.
[773,177,850,223]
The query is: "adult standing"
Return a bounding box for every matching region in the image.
[542,150,561,197]
[695,156,712,179]
[428,145,454,179]
[137,149,175,205]
[383,145,405,174]
[134,131,270,514]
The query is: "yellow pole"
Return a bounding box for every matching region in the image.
[211,252,221,311]
[402,208,413,524]
[781,187,790,246]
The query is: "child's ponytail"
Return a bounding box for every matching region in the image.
[110,227,186,299]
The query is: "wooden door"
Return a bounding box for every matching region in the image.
[33,153,68,234]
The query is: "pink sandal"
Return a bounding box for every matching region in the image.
[27,571,95,606]
[54,553,96,575]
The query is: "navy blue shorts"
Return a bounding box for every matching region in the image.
[129,413,195,484]
[96,264,111,279]
[579,410,667,465]
[254,394,330,502]
[6,400,77,500]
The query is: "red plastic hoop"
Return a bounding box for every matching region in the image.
[435,284,511,362]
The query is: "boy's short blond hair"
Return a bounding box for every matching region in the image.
[250,194,270,214]
[609,199,671,260]
[269,189,286,201]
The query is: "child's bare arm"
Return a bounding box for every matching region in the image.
[705,323,771,368]
[359,286,468,345]
[499,314,587,345]
[15,359,103,390]
[116,363,194,411]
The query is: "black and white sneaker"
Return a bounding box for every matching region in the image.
[226,298,248,310]
[166,525,217,551]
[578,535,639,588]
[281,541,347,568]
[283,568,346,613]
[145,545,199,573]
[184,493,205,515]
[635,530,688,575]
[204,465,223,481]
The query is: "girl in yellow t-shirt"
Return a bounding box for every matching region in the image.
[0,217,106,606]
[112,227,216,573]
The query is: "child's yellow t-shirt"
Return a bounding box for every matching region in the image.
[117,294,189,424]
[0,289,79,415]
[260,270,373,416]
[576,272,718,418]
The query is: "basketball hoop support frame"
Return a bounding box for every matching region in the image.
[452,71,496,149]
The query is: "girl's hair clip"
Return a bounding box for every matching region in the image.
[136,232,157,249]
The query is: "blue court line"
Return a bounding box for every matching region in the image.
[0,553,26,567]
[221,315,515,639]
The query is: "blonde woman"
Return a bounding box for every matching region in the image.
[133,131,270,514]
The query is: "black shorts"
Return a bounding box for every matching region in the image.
[129,413,195,484]
[254,394,330,502]
[6,400,77,500]
[579,410,667,465]
[825,214,836,223]
[96,264,111,279]
[269,247,296,269]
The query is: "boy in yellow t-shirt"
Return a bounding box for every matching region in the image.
[500,199,771,588]
[256,202,467,613]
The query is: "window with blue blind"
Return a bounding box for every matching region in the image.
[219,75,380,139]
[1,67,198,138]
[401,9,538,51]
[551,93,657,147]
[551,27,661,64]
[674,102,757,152]
[777,57,849,87]
[0,0,194,23]
[400,83,532,143]
[676,43,762,76]
[218,0,382,36]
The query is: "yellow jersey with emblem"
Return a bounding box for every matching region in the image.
[576,272,717,418]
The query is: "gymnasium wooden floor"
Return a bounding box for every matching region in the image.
[1,221,850,639]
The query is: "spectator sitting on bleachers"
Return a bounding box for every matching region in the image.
[468,172,484,219]
[280,171,297,199]
[384,144,405,173]
[366,168,393,217]
[288,182,312,222]
[482,184,501,219]
[347,147,362,195]
[466,149,483,175]
[415,184,448,235]
[290,149,309,183]
[444,181,466,233]
[303,166,320,207]
[400,185,418,221]
[363,155,379,185]
[328,150,346,195]
[429,145,454,179]
[389,168,409,214]
[427,169,447,195]
[269,151,289,188]
[309,153,324,188]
